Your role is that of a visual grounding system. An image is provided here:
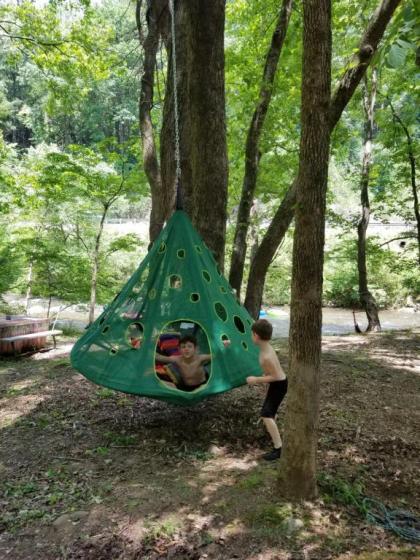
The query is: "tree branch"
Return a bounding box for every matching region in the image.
[244,0,403,317]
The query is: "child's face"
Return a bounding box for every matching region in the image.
[180,341,196,358]
[251,331,259,344]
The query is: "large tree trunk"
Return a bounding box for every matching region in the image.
[389,102,420,266]
[278,0,332,501]
[357,70,381,332]
[229,0,293,296]
[161,0,228,267]
[137,0,173,243]
[244,0,402,316]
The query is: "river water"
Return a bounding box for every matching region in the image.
[15,297,420,337]
[266,306,420,337]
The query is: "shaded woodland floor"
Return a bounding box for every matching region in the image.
[0,330,419,560]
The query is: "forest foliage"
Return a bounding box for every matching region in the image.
[0,0,418,313]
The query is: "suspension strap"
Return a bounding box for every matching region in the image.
[168,0,183,210]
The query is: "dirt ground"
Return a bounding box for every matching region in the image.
[0,330,419,560]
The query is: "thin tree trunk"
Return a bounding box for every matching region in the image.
[245,180,297,318]
[137,0,172,243]
[25,261,33,314]
[357,70,381,332]
[389,101,420,265]
[249,204,260,265]
[278,0,332,501]
[88,205,108,325]
[229,0,293,296]
[244,0,402,316]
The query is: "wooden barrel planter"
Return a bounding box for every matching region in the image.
[0,317,51,355]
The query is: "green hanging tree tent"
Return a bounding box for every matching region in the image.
[70,210,261,405]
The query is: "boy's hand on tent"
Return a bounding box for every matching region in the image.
[246,376,258,385]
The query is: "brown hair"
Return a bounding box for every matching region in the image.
[251,319,273,341]
[180,334,197,346]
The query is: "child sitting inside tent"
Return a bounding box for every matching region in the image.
[155,334,211,392]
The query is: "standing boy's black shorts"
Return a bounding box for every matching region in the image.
[261,378,288,418]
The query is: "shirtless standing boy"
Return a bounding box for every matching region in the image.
[247,319,288,460]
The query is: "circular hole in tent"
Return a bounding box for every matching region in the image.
[221,334,231,348]
[220,286,227,294]
[154,320,211,392]
[102,325,110,334]
[158,242,166,254]
[109,347,118,355]
[195,245,202,254]
[177,249,186,259]
[148,288,157,300]
[234,315,246,334]
[190,293,200,303]
[242,341,248,350]
[170,274,182,289]
[215,302,227,322]
[99,316,105,325]
[126,322,144,349]
[132,285,141,294]
[202,270,211,283]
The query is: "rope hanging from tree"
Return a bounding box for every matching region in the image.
[168,0,183,210]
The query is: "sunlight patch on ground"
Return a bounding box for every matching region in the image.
[7,377,40,392]
[200,455,258,473]
[30,342,74,360]
[365,349,420,374]
[0,394,45,428]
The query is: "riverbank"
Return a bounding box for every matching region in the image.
[3,294,420,336]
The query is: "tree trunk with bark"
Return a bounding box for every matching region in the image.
[389,101,420,266]
[245,180,297,318]
[25,261,33,314]
[357,70,381,332]
[229,0,293,296]
[278,0,332,501]
[244,0,402,316]
[161,0,228,266]
[137,0,173,243]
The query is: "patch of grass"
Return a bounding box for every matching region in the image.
[104,431,137,446]
[86,446,109,456]
[1,466,105,531]
[247,503,292,533]
[96,388,116,399]
[238,471,265,490]
[52,357,70,368]
[35,414,51,428]
[61,326,84,337]
[143,516,181,544]
[117,396,132,407]
[4,481,39,498]
[6,387,27,397]
[318,472,367,513]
